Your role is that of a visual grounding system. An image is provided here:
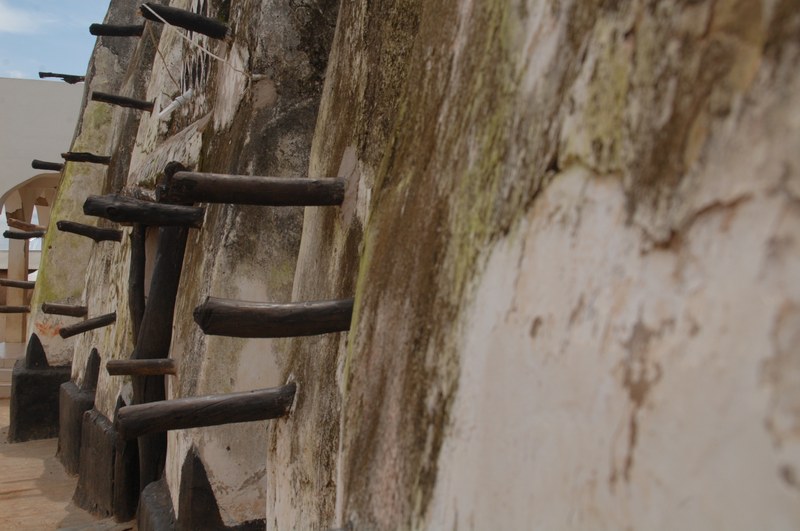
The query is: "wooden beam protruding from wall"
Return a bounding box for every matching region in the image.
[38,72,85,84]
[89,23,145,36]
[31,159,64,172]
[4,229,45,240]
[61,152,111,165]
[107,359,176,376]
[158,171,345,206]
[193,297,354,338]
[57,221,123,243]
[0,279,35,290]
[59,312,116,339]
[83,194,204,227]
[91,92,155,113]
[139,3,229,40]
[0,306,30,313]
[41,303,88,317]
[115,383,296,439]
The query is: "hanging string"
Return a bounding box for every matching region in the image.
[146,22,181,91]
[140,3,252,81]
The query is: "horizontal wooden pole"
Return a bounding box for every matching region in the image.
[140,3,229,40]
[57,220,123,243]
[4,229,45,240]
[194,297,354,338]
[115,383,296,439]
[107,359,176,376]
[0,279,35,289]
[38,72,84,84]
[159,172,345,206]
[31,159,64,172]
[91,91,155,112]
[89,23,144,36]
[7,219,46,232]
[0,305,29,314]
[84,194,205,227]
[41,303,88,317]
[61,151,111,165]
[59,312,116,339]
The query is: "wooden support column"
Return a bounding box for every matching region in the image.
[193,297,354,338]
[38,72,84,84]
[158,171,345,206]
[89,23,145,36]
[107,359,176,376]
[0,279,35,290]
[139,3,229,40]
[31,160,64,172]
[4,229,45,240]
[42,303,88,317]
[61,152,111,165]
[57,220,123,243]
[115,384,296,440]
[59,312,116,339]
[83,194,204,227]
[91,92,155,112]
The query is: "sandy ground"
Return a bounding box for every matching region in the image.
[0,398,133,530]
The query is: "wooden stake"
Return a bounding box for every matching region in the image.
[57,220,123,243]
[139,3,229,40]
[83,194,204,227]
[59,312,116,339]
[115,383,296,439]
[91,91,155,112]
[158,171,345,206]
[194,297,354,338]
[31,159,64,172]
[0,305,30,314]
[107,359,176,376]
[61,152,111,165]
[38,72,84,84]
[0,279,35,290]
[4,229,45,240]
[89,23,145,36]
[41,303,88,317]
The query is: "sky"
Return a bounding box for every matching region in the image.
[0,0,109,79]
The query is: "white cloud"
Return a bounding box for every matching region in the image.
[0,1,42,34]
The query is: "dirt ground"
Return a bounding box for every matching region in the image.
[0,398,133,530]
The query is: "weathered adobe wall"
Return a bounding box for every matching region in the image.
[266,0,800,529]
[72,0,338,525]
[28,0,146,367]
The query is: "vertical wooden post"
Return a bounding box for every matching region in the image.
[128,225,146,339]
[131,225,189,490]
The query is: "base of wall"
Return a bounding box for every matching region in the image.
[72,408,138,520]
[136,447,265,531]
[7,359,70,442]
[137,478,176,531]
[7,333,71,442]
[57,381,94,474]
